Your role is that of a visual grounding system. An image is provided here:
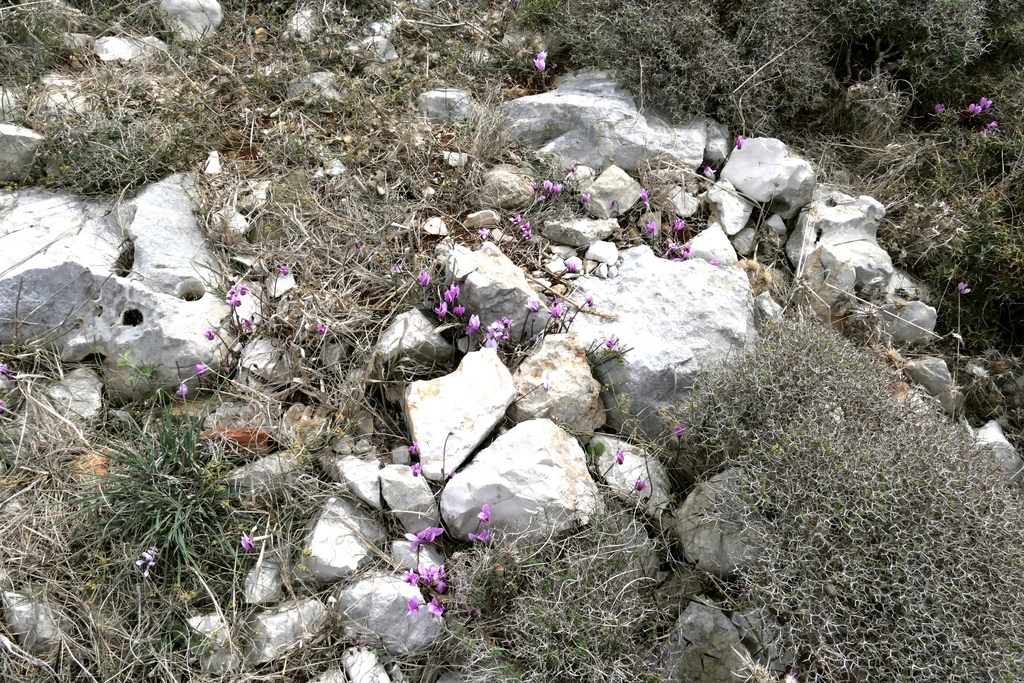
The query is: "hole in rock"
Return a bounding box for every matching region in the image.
[113,239,135,277]
[177,281,206,302]
[122,309,143,326]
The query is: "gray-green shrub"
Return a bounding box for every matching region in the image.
[676,316,1024,680]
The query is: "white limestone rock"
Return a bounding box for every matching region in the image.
[905,356,962,414]
[0,124,44,183]
[45,367,103,422]
[93,36,167,61]
[721,137,815,218]
[881,301,937,345]
[375,309,454,365]
[663,601,751,683]
[390,540,444,573]
[572,246,756,437]
[159,0,223,41]
[244,555,286,604]
[542,217,617,247]
[417,88,477,123]
[509,333,605,442]
[1,590,65,657]
[975,420,1024,482]
[319,455,383,509]
[225,453,302,493]
[460,240,550,337]
[591,434,672,513]
[439,419,602,541]
[245,597,329,664]
[689,222,738,266]
[379,463,440,533]
[287,72,344,108]
[585,240,619,265]
[404,349,516,481]
[500,70,706,172]
[334,571,443,654]
[478,165,535,210]
[187,613,243,674]
[347,35,399,62]
[285,7,323,42]
[344,647,392,683]
[666,186,700,218]
[584,164,641,219]
[298,497,386,584]
[705,179,753,236]
[673,468,755,578]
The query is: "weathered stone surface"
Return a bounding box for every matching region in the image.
[584,164,641,219]
[405,349,516,480]
[237,338,292,392]
[0,124,44,183]
[311,669,348,683]
[704,120,730,164]
[347,36,399,62]
[2,590,64,656]
[437,240,481,280]
[500,70,706,172]
[319,455,383,509]
[975,421,1024,482]
[541,217,616,247]
[45,367,103,422]
[705,179,753,236]
[906,356,962,413]
[187,613,243,674]
[673,468,755,578]
[343,647,392,683]
[379,464,440,533]
[335,572,442,654]
[159,0,223,41]
[285,7,323,42]
[881,301,937,345]
[509,333,605,442]
[0,179,229,401]
[464,210,500,229]
[298,497,386,584]
[375,309,453,365]
[225,453,302,493]
[664,601,750,683]
[721,137,815,218]
[731,226,757,257]
[245,597,329,664]
[591,434,672,512]
[572,247,755,436]
[585,240,619,264]
[689,222,738,266]
[754,292,783,326]
[731,607,793,675]
[440,419,602,541]
[666,186,700,218]
[417,88,477,123]
[478,165,534,210]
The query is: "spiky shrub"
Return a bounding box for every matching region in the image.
[675,316,1024,680]
[443,502,675,683]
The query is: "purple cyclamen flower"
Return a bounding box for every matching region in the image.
[552,183,563,195]
[521,222,533,240]
[957,282,971,294]
[526,298,540,313]
[468,529,491,542]
[228,294,242,307]
[534,50,547,72]
[635,480,648,492]
[407,597,420,615]
[968,103,982,116]
[0,399,6,415]
[934,103,945,114]
[615,448,625,465]
[645,220,657,235]
[605,333,619,351]
[979,96,993,111]
[409,442,420,456]
[136,547,158,578]
[540,370,551,392]
[195,363,209,376]
[403,571,420,586]
[702,165,715,179]
[986,120,999,131]
[566,260,579,273]
[736,135,745,149]
[673,219,685,232]
[203,329,216,341]
[417,272,431,287]
[585,295,595,308]
[434,302,448,318]
[479,228,490,240]
[674,424,687,438]
[581,193,590,203]
[411,462,422,477]
[240,534,255,552]
[444,285,460,304]
[453,305,466,317]
[466,314,481,336]
[428,598,445,616]
[176,383,188,398]
[709,259,720,266]
[317,322,328,336]
[478,504,491,523]
[353,240,363,253]
[640,188,649,204]
[408,526,445,551]
[435,580,447,594]
[280,264,291,276]
[543,179,554,193]
[550,300,563,318]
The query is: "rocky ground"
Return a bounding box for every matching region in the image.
[1,2,1023,682]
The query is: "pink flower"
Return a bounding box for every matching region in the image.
[428,598,445,616]
[280,264,291,276]
[986,120,999,131]
[534,50,547,72]
[615,448,625,465]
[934,103,945,115]
[736,135,745,149]
[645,220,657,235]
[403,571,420,585]
[581,193,590,203]
[417,272,431,287]
[673,219,685,232]
[468,529,491,542]
[407,597,420,615]
[203,329,216,340]
[195,363,209,376]
[968,103,982,116]
[409,442,420,456]
[478,504,491,523]
[176,383,188,398]
[979,96,993,111]
[479,228,490,240]
[240,534,255,552]
[635,479,648,492]
[411,463,422,477]
[639,188,649,204]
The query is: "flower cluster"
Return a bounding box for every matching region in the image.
[435,284,465,319]
[407,526,444,552]
[937,96,999,131]
[136,546,158,578]
[404,563,447,594]
[483,317,514,349]
[226,283,248,307]
[510,214,533,240]
[531,179,564,204]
